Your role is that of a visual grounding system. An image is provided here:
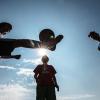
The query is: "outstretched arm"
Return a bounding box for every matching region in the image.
[12,34,63,50]
[12,39,55,50]
[12,39,56,50]
[53,75,59,91]
[12,39,41,48]
[0,38,41,59]
[0,55,21,59]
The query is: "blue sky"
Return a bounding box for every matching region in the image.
[0,0,100,100]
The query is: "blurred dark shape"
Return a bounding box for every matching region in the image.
[88,31,100,51]
[0,22,12,35]
[0,38,35,59]
[88,31,100,42]
[0,24,63,59]
[98,43,100,51]
[39,29,63,51]
[39,29,55,42]
[1,55,21,59]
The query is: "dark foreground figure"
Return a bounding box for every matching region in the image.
[88,31,100,51]
[33,55,59,100]
[0,22,63,59]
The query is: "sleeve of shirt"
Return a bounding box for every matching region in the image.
[51,65,57,75]
[33,65,40,75]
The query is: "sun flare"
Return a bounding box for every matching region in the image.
[37,48,48,57]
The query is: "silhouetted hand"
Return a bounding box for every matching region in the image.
[55,84,59,92]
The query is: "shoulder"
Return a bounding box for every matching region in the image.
[35,64,42,69]
[37,64,42,67]
[33,64,42,72]
[48,65,56,70]
[48,65,54,68]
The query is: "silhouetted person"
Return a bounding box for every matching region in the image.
[88,31,100,51]
[33,55,59,100]
[0,22,63,59]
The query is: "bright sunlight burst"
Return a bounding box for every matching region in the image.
[37,48,48,57]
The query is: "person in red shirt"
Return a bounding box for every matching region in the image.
[33,55,59,100]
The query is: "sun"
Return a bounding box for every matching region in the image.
[37,48,48,57]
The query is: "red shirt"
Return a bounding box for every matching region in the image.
[34,64,56,86]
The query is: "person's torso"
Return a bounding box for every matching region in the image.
[37,65,55,86]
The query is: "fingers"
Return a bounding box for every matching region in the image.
[55,85,59,92]
[57,86,59,92]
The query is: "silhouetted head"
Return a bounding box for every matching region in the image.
[41,55,49,63]
[39,29,55,42]
[0,22,12,35]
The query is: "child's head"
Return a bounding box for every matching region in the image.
[42,55,49,63]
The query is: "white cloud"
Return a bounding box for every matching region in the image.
[57,94,96,100]
[0,84,34,100]
[17,68,33,77]
[0,83,96,100]
[0,65,16,70]
[15,63,21,67]
[22,58,42,65]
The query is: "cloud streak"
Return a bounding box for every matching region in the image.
[0,84,34,100]
[17,68,33,77]
[22,58,42,65]
[57,94,96,100]
[0,83,96,100]
[0,65,16,70]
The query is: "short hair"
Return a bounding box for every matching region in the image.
[42,55,49,63]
